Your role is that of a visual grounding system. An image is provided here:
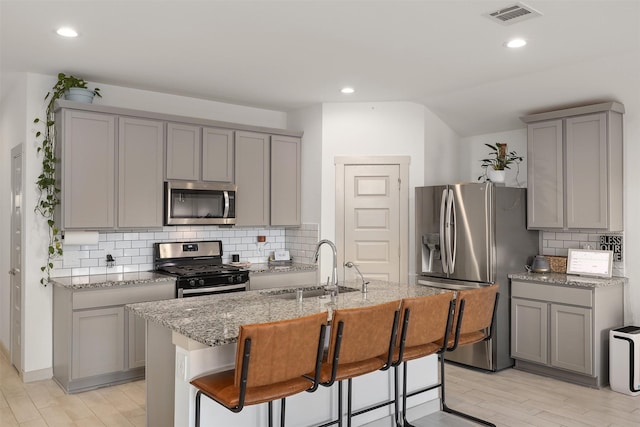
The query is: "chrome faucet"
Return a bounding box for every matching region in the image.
[344,261,369,293]
[313,239,338,288]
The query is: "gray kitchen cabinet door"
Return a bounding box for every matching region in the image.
[565,112,622,230]
[202,127,234,182]
[235,131,270,226]
[118,117,164,228]
[271,135,301,226]
[71,307,125,380]
[166,123,201,180]
[511,298,548,365]
[527,119,563,229]
[550,303,593,375]
[128,311,146,369]
[60,110,116,229]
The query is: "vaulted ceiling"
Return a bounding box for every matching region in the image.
[2,1,639,136]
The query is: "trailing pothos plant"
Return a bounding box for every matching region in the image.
[33,73,101,284]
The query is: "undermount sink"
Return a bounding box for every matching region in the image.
[272,286,359,300]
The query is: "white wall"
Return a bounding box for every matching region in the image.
[0,72,290,377]
[0,72,28,359]
[320,102,428,281]
[423,108,461,185]
[458,128,527,188]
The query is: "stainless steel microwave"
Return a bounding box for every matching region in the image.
[164,181,236,225]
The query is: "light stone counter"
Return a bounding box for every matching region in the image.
[249,262,317,274]
[509,272,627,288]
[127,280,446,347]
[50,271,174,290]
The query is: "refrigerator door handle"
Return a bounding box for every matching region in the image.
[445,188,455,274]
[440,188,448,273]
[448,188,457,273]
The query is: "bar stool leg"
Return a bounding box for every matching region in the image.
[195,390,202,427]
[338,380,344,427]
[393,365,402,427]
[347,379,353,427]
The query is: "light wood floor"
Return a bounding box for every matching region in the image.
[2,351,639,426]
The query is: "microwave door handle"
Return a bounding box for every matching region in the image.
[440,188,448,274]
[223,191,230,218]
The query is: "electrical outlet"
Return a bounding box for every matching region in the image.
[176,353,188,381]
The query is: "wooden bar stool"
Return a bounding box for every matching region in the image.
[190,312,328,427]
[441,284,499,427]
[391,291,454,427]
[319,300,401,427]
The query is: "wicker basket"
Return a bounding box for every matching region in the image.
[545,256,567,273]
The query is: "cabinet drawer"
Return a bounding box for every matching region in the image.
[512,281,592,307]
[73,281,175,309]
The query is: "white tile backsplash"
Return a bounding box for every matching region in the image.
[540,230,624,276]
[52,224,320,278]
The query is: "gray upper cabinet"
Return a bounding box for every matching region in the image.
[235,131,270,226]
[271,135,301,226]
[166,123,201,181]
[118,117,164,228]
[522,102,624,231]
[58,110,116,229]
[202,127,234,182]
[57,109,164,230]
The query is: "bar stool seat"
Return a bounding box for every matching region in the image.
[190,311,328,427]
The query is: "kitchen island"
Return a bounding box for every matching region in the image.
[127,280,447,427]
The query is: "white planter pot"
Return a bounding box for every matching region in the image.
[487,169,506,183]
[65,88,95,103]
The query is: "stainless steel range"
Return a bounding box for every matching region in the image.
[154,240,250,298]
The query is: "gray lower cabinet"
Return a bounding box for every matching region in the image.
[53,280,175,393]
[511,280,622,387]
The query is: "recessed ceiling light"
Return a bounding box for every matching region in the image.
[56,27,78,38]
[505,38,527,48]
[341,87,355,94]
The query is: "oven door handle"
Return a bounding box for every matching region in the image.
[223,191,230,218]
[178,283,246,297]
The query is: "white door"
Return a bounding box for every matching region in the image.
[341,163,403,282]
[10,144,23,373]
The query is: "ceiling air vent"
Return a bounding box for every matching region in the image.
[485,2,542,25]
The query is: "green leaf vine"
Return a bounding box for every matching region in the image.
[33,73,101,285]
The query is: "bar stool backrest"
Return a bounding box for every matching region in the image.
[235,312,328,388]
[399,292,454,350]
[451,284,499,345]
[328,300,400,365]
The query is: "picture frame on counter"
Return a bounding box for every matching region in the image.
[566,248,613,278]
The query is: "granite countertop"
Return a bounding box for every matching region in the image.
[509,272,627,288]
[126,280,447,347]
[50,271,175,290]
[249,262,317,274]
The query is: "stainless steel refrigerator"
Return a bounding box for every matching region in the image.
[415,183,538,371]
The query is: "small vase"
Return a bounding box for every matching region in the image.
[65,88,95,103]
[487,169,506,183]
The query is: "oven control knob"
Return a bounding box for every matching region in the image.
[198,279,205,286]
[235,275,244,283]
[228,276,234,283]
[189,279,196,287]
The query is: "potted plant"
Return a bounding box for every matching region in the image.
[33,73,101,284]
[477,143,523,183]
